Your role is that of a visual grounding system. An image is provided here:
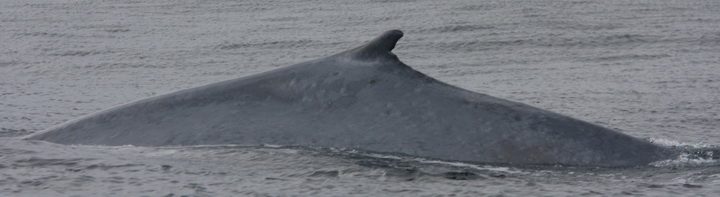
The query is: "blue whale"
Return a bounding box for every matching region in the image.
[26,30,678,166]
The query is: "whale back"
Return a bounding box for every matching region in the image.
[26,30,677,166]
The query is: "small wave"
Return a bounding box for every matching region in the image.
[427,25,495,33]
[649,139,720,167]
[652,152,719,167]
[215,40,315,50]
[648,138,713,149]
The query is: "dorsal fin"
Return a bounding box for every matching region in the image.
[338,30,404,61]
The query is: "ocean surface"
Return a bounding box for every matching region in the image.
[1,0,719,196]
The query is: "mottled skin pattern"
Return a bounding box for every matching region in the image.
[27,30,678,166]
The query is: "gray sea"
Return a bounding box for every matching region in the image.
[1,0,719,196]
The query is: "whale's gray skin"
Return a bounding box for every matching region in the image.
[27,30,678,166]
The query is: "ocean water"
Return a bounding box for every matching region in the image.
[1,0,719,196]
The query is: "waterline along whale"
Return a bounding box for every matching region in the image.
[26,30,678,166]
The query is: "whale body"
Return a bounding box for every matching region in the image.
[26,30,677,166]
